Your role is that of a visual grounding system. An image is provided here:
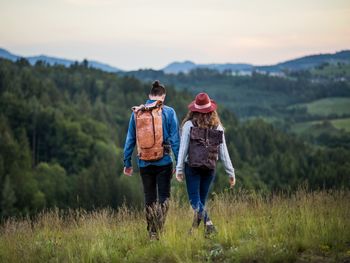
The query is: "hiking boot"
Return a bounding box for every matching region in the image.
[149,231,159,241]
[204,224,217,238]
[188,212,202,235]
[192,212,202,228]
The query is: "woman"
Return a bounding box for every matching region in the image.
[176,92,236,236]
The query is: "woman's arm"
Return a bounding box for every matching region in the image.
[175,121,192,175]
[218,124,235,178]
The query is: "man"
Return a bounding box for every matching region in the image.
[123,80,180,240]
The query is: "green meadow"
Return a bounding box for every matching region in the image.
[290,118,350,135]
[1,189,349,263]
[331,118,350,132]
[287,97,350,117]
[310,63,350,79]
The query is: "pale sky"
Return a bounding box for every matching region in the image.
[0,0,349,70]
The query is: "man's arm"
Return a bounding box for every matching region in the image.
[123,112,136,168]
[168,108,180,163]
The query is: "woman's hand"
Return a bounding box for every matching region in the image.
[229,177,236,188]
[176,172,184,182]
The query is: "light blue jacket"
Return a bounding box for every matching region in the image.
[123,100,180,168]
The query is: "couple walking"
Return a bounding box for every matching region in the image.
[123,80,235,240]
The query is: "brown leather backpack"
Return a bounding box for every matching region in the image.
[188,125,223,169]
[132,100,164,161]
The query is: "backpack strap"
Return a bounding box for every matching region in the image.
[131,100,163,113]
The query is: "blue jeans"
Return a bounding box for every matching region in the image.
[185,163,215,224]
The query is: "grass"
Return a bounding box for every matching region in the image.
[0,189,349,263]
[291,118,350,134]
[287,97,350,117]
[290,120,325,134]
[310,63,350,79]
[331,118,350,132]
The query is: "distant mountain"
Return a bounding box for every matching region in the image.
[162,50,350,74]
[0,48,18,61]
[162,60,197,74]
[2,47,349,74]
[163,61,253,74]
[0,48,122,72]
[257,50,350,72]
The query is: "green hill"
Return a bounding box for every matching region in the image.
[310,62,350,80]
[258,50,350,72]
[0,58,349,219]
[331,118,350,131]
[287,97,350,117]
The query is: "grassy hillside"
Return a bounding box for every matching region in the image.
[1,58,350,219]
[291,120,328,135]
[0,190,349,263]
[287,97,350,117]
[310,63,350,80]
[331,118,350,132]
[291,118,350,135]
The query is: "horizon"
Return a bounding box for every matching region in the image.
[1,0,349,70]
[2,46,349,71]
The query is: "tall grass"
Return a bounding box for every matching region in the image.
[0,189,349,262]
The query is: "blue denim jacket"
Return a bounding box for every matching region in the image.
[123,100,180,168]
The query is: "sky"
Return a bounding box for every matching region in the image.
[0,0,349,70]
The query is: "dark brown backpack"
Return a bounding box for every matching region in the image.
[188,125,223,170]
[132,100,164,161]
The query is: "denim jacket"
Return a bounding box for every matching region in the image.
[123,100,180,168]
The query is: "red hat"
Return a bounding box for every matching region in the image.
[188,92,217,113]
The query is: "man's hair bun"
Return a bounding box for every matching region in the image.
[152,80,160,88]
[150,80,166,96]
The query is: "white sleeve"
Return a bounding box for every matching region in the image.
[175,121,192,174]
[218,124,235,178]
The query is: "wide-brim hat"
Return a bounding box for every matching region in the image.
[188,92,217,113]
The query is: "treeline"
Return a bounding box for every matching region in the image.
[0,58,349,218]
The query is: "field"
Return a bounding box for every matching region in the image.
[290,118,350,134]
[287,97,350,117]
[310,63,350,79]
[1,189,349,263]
[331,118,350,132]
[288,97,350,134]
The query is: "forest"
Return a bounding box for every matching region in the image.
[0,58,349,218]
[125,66,350,149]
[125,66,350,120]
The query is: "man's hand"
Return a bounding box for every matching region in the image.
[176,172,184,182]
[123,167,133,176]
[229,177,236,189]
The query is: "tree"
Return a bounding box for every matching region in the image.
[1,175,17,217]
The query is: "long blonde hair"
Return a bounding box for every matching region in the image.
[181,110,222,129]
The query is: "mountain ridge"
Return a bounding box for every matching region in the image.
[0,48,122,72]
[1,47,349,74]
[163,50,350,74]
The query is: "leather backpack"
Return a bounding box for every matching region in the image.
[188,125,223,169]
[132,100,164,161]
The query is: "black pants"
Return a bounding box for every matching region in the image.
[139,163,173,234]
